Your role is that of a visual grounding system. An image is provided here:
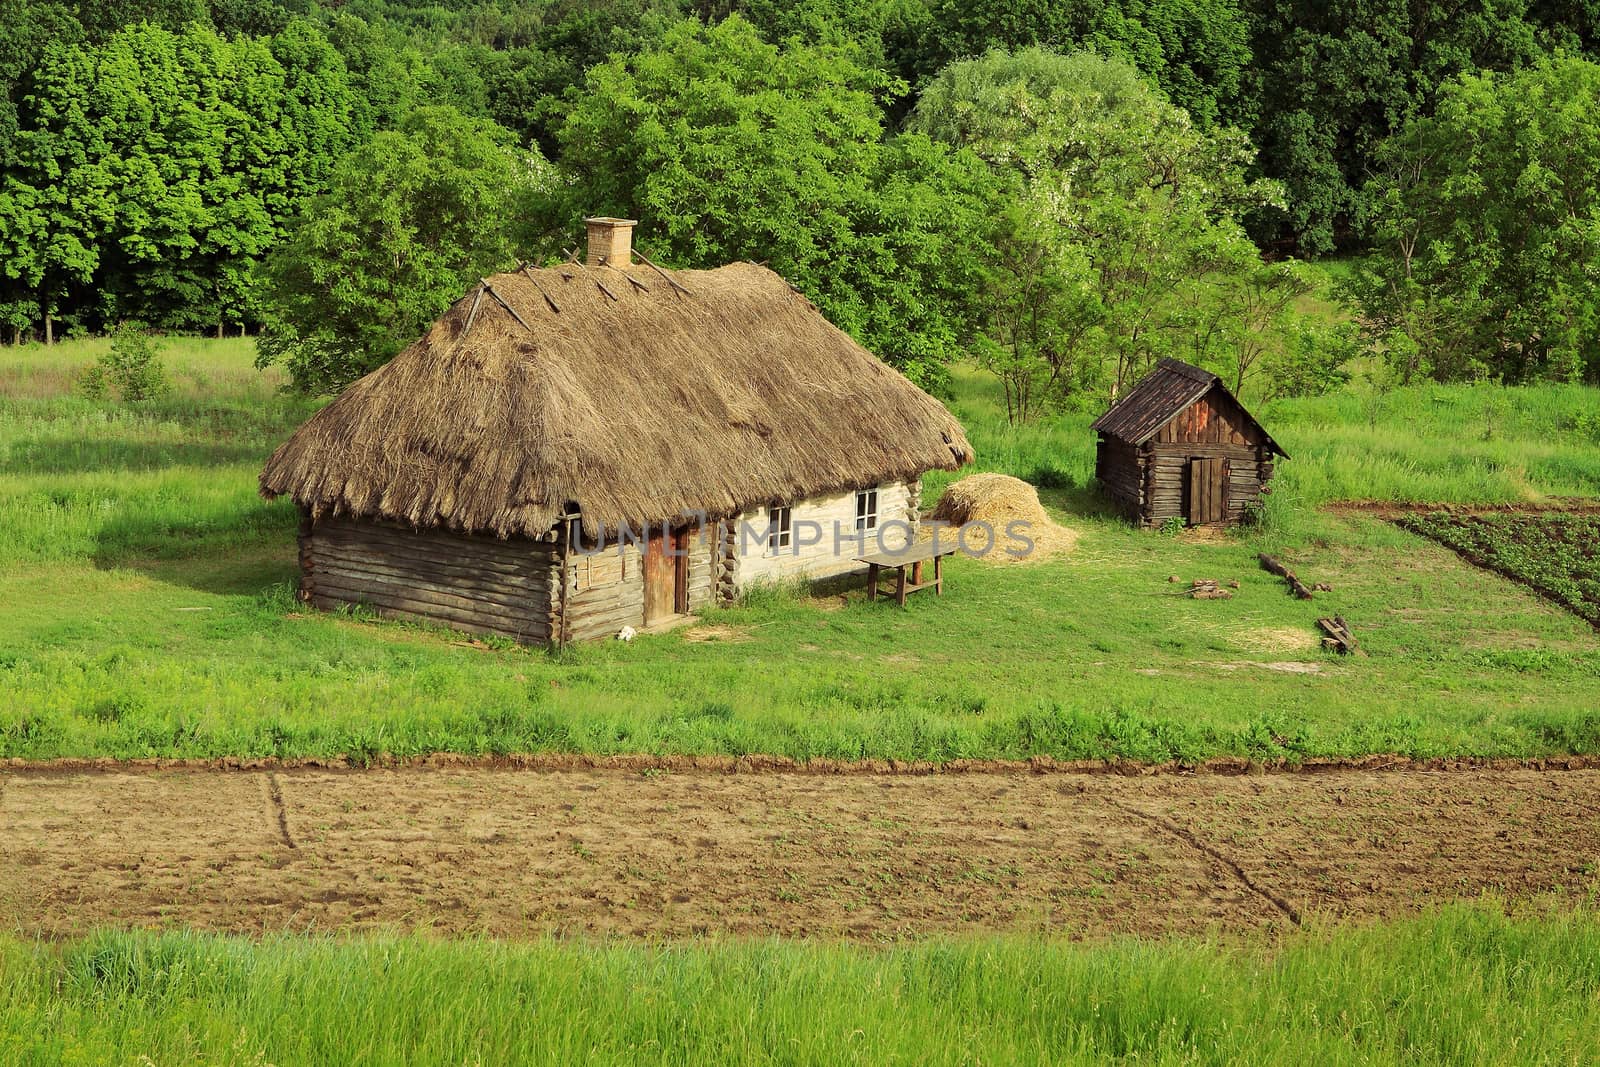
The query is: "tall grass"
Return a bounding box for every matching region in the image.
[2,904,1597,1065]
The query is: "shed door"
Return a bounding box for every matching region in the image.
[1187,457,1229,525]
[643,530,675,624]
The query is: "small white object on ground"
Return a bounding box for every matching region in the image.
[616,626,636,642]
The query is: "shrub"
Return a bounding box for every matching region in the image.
[78,323,170,402]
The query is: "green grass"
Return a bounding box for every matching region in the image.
[3,904,1599,1065]
[1401,513,1600,627]
[2,339,1599,764]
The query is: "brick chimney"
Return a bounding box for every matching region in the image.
[585,217,636,268]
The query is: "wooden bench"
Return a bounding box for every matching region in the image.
[855,542,955,606]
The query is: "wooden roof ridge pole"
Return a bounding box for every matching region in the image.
[481,277,533,331]
[460,284,487,337]
[631,245,694,296]
[563,248,620,301]
[518,263,562,313]
[601,261,651,294]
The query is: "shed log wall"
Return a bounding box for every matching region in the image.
[301,516,555,642]
[1095,436,1144,517]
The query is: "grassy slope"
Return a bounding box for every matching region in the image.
[4,904,1600,1065]
[2,341,1600,763]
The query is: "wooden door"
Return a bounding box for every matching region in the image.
[1187,457,1228,525]
[642,529,675,624]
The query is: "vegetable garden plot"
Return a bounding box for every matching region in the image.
[1400,512,1600,628]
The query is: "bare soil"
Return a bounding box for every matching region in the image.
[2,767,1596,941]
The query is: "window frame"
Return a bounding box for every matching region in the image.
[767,503,793,553]
[855,487,879,533]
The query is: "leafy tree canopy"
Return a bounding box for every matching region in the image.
[1351,54,1600,386]
[911,49,1322,418]
[555,15,992,388]
[257,105,551,393]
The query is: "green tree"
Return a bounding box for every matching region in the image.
[257,105,549,393]
[910,49,1292,415]
[1352,55,1600,385]
[8,21,359,334]
[554,15,991,388]
[1245,0,1547,254]
[910,0,1252,128]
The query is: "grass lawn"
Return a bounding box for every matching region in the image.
[3,903,1599,1065]
[3,339,1600,763]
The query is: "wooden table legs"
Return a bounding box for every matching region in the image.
[861,554,949,607]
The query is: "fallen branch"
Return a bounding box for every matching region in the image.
[1259,553,1315,599]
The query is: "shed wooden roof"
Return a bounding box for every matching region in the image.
[260,261,973,538]
[1091,359,1285,456]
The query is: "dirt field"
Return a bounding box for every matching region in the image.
[2,766,1597,940]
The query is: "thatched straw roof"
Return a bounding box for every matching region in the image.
[260,261,973,538]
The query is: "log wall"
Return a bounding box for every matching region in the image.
[560,524,719,641]
[1094,435,1144,518]
[563,538,645,642]
[301,516,555,643]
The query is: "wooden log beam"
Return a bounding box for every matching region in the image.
[481,278,532,331]
[520,264,562,313]
[1258,553,1315,599]
[632,245,694,296]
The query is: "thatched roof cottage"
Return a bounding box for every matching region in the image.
[261,218,973,643]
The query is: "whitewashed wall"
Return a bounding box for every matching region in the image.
[734,478,920,587]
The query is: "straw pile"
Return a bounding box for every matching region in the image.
[929,473,1078,564]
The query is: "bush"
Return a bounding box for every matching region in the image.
[77,324,170,402]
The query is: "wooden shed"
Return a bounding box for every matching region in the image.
[1091,358,1286,527]
[259,218,972,644]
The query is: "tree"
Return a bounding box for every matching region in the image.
[1175,242,1317,399]
[1351,55,1600,385]
[1245,0,1547,254]
[909,49,1292,415]
[256,105,550,394]
[6,21,360,335]
[554,16,991,388]
[909,0,1252,128]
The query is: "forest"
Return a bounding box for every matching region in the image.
[3,0,1600,403]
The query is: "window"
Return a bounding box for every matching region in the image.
[855,487,879,532]
[767,504,792,552]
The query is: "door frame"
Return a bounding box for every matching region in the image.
[673,524,693,614]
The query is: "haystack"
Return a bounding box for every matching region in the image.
[930,473,1077,563]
